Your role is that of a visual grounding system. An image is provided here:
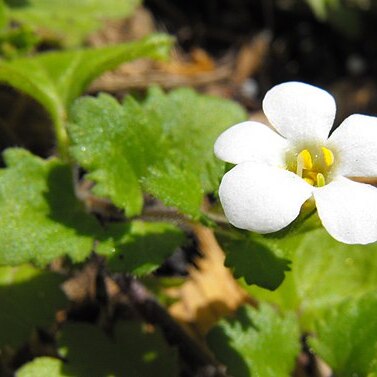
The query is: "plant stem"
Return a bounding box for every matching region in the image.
[114,274,230,377]
[54,109,70,161]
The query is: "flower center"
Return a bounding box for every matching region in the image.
[287,146,335,187]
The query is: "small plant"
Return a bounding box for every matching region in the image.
[1,1,377,377]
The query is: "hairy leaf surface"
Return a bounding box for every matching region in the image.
[309,292,377,376]
[0,148,103,266]
[245,229,377,330]
[207,304,300,377]
[219,233,291,290]
[69,87,246,216]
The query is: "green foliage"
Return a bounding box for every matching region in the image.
[0,265,67,347]
[218,233,291,290]
[0,34,172,153]
[0,148,104,266]
[69,94,148,215]
[58,321,178,377]
[305,0,341,19]
[244,228,377,330]
[207,303,300,377]
[98,220,185,276]
[3,0,141,47]
[16,357,63,377]
[0,24,39,58]
[304,0,362,38]
[142,87,247,193]
[0,1,6,29]
[3,3,377,373]
[69,87,246,217]
[309,292,377,377]
[142,164,204,219]
[17,322,178,377]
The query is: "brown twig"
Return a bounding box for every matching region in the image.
[114,274,230,377]
[88,64,232,93]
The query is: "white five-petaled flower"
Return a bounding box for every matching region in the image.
[214,81,377,245]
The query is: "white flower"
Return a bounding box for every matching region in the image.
[214,81,377,245]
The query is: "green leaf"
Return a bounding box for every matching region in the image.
[304,0,362,38]
[17,321,179,377]
[0,1,7,30]
[309,292,377,376]
[143,164,203,219]
[0,148,104,266]
[97,220,185,276]
[0,265,67,347]
[0,34,172,153]
[218,233,291,290]
[69,94,162,216]
[58,321,178,377]
[143,86,247,193]
[69,87,246,217]
[244,228,377,330]
[207,303,300,377]
[16,357,63,377]
[0,24,39,59]
[305,0,337,19]
[4,0,141,47]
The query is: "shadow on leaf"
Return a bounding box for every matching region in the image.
[206,306,252,377]
[0,265,66,348]
[44,163,103,238]
[58,321,178,377]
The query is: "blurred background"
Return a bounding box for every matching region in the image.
[142,0,377,118]
[2,0,377,156]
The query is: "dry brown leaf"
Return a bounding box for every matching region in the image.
[232,31,272,84]
[89,59,231,92]
[168,225,248,337]
[87,6,234,92]
[89,45,232,93]
[314,357,332,377]
[62,262,98,303]
[87,7,156,47]
[160,48,215,76]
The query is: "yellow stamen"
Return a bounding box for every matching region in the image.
[288,145,335,187]
[321,146,334,167]
[296,149,313,177]
[306,171,318,181]
[316,173,326,187]
[304,177,315,185]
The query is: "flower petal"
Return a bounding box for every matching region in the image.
[327,114,377,177]
[263,82,336,142]
[214,121,288,165]
[314,177,377,244]
[219,162,313,233]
